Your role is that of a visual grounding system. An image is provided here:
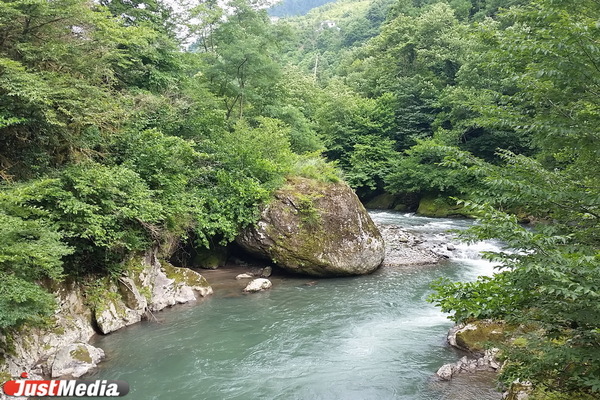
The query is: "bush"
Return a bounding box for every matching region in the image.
[0,188,72,330]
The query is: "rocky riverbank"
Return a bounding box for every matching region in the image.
[1,207,467,398]
[0,248,212,393]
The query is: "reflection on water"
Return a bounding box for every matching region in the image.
[74,212,502,400]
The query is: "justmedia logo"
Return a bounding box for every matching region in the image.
[2,372,129,397]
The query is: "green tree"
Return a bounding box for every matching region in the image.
[195,0,283,120]
[429,0,600,394]
[0,180,72,330]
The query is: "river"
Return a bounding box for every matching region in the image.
[78,211,503,400]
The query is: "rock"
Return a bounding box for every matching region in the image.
[364,193,397,209]
[0,281,97,382]
[236,273,254,280]
[435,348,502,381]
[376,224,443,266]
[193,245,228,270]
[393,203,408,212]
[50,343,104,378]
[236,177,385,277]
[437,325,505,381]
[149,260,213,312]
[436,363,456,380]
[504,380,533,400]
[94,253,213,334]
[260,266,272,278]
[0,248,214,383]
[448,320,507,353]
[95,299,141,335]
[417,195,470,218]
[243,278,272,293]
[446,243,456,251]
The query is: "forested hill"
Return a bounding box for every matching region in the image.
[1,0,599,397]
[268,0,337,17]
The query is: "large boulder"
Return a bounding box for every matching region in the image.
[236,177,385,277]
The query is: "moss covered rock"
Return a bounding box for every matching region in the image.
[364,193,397,209]
[449,320,508,353]
[236,177,385,277]
[50,343,104,378]
[193,245,228,269]
[417,195,470,218]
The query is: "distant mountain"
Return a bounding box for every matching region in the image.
[268,0,338,17]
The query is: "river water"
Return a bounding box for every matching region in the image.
[81,212,503,400]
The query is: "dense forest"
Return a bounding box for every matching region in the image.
[0,0,598,398]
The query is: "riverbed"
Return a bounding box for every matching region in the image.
[79,212,503,400]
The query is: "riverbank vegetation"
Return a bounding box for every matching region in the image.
[0,0,598,397]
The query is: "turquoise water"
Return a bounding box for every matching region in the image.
[81,212,502,400]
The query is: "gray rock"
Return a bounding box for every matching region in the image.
[148,259,213,312]
[236,177,385,277]
[243,278,272,293]
[236,273,254,280]
[93,254,212,334]
[260,266,273,278]
[95,300,141,335]
[1,281,97,382]
[0,248,214,384]
[436,363,456,380]
[50,343,104,378]
[376,224,443,267]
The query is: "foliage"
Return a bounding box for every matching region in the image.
[345,136,396,194]
[290,153,342,183]
[0,273,57,330]
[430,145,600,393]
[0,185,72,330]
[385,140,479,196]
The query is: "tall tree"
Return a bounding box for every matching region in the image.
[430,0,600,394]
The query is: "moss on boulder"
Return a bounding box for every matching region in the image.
[236,177,385,277]
[417,195,470,218]
[448,320,510,354]
[193,246,228,270]
[364,193,397,209]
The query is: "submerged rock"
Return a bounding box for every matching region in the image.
[50,343,104,378]
[236,273,254,280]
[236,177,384,277]
[436,363,457,381]
[243,278,272,293]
